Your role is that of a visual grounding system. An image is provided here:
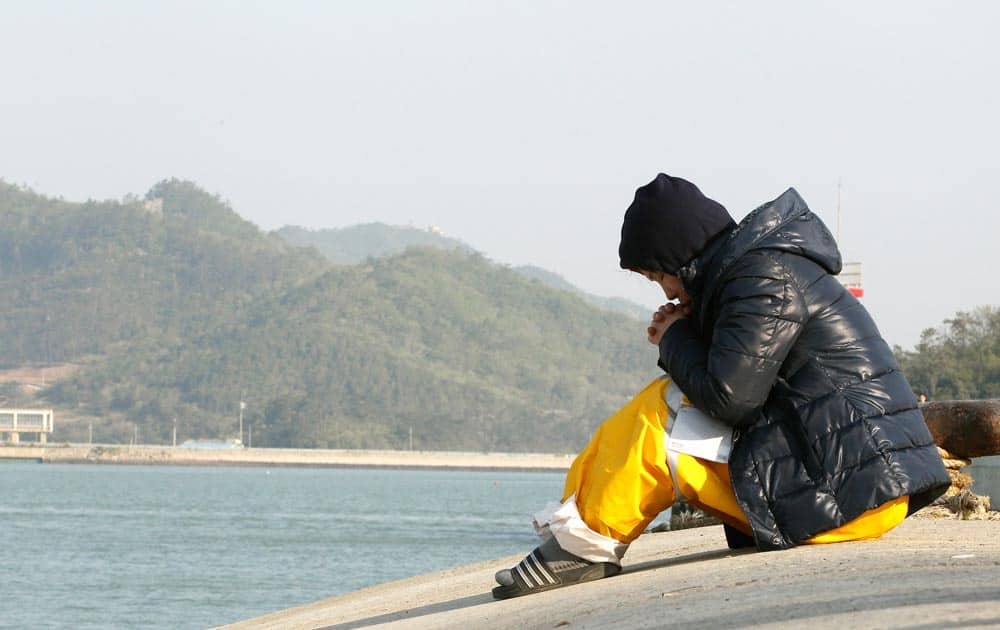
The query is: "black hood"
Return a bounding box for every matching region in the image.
[619,174,736,275]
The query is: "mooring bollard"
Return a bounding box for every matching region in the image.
[919,400,1000,519]
[921,400,1000,458]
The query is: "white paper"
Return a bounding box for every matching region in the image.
[666,406,733,463]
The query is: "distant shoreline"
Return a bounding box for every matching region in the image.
[0,444,573,472]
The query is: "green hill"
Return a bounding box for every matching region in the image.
[0,179,324,365]
[275,224,648,321]
[274,223,471,265]
[513,265,650,321]
[1,180,658,451]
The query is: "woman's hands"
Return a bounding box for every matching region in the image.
[647,303,690,345]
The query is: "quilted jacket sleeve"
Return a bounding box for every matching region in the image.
[658,253,809,427]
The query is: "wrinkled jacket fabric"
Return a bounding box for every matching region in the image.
[657,188,950,550]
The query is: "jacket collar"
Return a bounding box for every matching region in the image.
[677,226,731,302]
[680,188,812,333]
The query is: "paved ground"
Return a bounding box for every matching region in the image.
[219,519,1000,629]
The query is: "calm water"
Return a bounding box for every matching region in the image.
[969,456,1000,503]
[1,463,567,629]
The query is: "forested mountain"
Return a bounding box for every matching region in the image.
[275,224,649,321]
[0,179,324,365]
[513,265,650,321]
[274,223,471,264]
[1,180,656,451]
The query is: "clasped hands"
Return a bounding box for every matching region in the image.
[647,302,689,345]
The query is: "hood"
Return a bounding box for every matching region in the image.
[619,174,736,275]
[679,187,842,306]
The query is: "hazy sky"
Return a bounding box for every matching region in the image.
[3,1,998,348]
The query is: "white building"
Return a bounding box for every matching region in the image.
[0,409,54,444]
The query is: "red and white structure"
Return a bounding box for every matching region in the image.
[839,262,864,298]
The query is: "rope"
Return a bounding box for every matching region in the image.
[937,446,971,470]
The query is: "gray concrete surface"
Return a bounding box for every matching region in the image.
[219,519,1000,629]
[0,445,573,470]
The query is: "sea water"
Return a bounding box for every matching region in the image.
[0,463,568,629]
[969,456,1000,504]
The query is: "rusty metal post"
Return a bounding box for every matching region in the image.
[921,400,1000,458]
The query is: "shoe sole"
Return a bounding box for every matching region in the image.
[491,563,620,600]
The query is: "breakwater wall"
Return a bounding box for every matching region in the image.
[0,444,574,471]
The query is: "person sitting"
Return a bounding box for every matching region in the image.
[493,174,949,599]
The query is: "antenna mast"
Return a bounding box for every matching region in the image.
[836,178,842,244]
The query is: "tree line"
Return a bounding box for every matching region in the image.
[895,306,1000,400]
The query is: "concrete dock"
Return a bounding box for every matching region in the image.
[218,519,1000,629]
[0,444,573,471]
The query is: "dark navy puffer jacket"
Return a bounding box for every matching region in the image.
[659,188,950,550]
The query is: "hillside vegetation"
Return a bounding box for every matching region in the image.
[1,180,656,451]
[275,223,649,321]
[275,223,471,265]
[895,306,1000,400]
